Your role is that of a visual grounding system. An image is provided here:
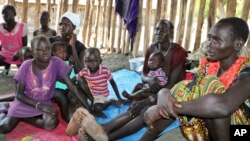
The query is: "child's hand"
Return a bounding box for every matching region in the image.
[144,105,161,129]
[39,104,58,116]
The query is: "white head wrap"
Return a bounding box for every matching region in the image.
[60,11,80,28]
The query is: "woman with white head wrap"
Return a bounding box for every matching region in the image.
[50,11,88,122]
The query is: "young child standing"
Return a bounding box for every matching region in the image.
[0,35,86,133]
[33,11,56,37]
[76,47,123,117]
[122,52,167,101]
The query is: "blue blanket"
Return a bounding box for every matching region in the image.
[97,69,180,141]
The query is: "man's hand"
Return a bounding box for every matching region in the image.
[157,88,181,119]
[144,105,161,129]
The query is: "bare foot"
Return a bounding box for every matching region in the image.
[80,110,108,141]
[122,90,132,99]
[65,107,88,136]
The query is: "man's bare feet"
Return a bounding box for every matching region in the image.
[80,109,108,141]
[65,108,88,136]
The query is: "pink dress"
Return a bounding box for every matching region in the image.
[0,22,27,65]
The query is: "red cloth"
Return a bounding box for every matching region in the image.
[185,72,194,80]
[6,105,78,141]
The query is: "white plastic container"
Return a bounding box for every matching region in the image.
[129,57,144,73]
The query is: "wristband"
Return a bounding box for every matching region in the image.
[35,102,41,109]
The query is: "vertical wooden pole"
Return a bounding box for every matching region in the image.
[55,0,63,32]
[100,0,107,48]
[120,25,126,54]
[241,0,250,21]
[110,7,117,52]
[143,0,151,55]
[22,0,28,23]
[116,16,122,54]
[7,0,15,5]
[217,0,225,17]
[82,0,91,44]
[86,0,95,46]
[226,0,236,17]
[160,0,168,19]
[94,0,102,48]
[105,0,113,50]
[207,0,217,34]
[62,0,68,15]
[176,0,187,46]
[72,0,79,13]
[241,0,250,48]
[34,0,41,30]
[194,0,206,51]
[46,0,51,13]
[124,30,130,55]
[170,0,177,23]
[184,0,196,50]
[154,0,162,27]
[133,0,143,57]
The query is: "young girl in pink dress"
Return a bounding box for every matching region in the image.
[0,5,28,76]
[0,35,87,133]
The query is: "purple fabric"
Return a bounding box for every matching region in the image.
[7,56,71,118]
[115,0,139,39]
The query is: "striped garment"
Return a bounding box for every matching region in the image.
[147,68,168,86]
[77,65,112,96]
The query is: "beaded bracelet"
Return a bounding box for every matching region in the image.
[35,102,41,109]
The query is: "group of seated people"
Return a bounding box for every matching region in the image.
[0,4,250,141]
